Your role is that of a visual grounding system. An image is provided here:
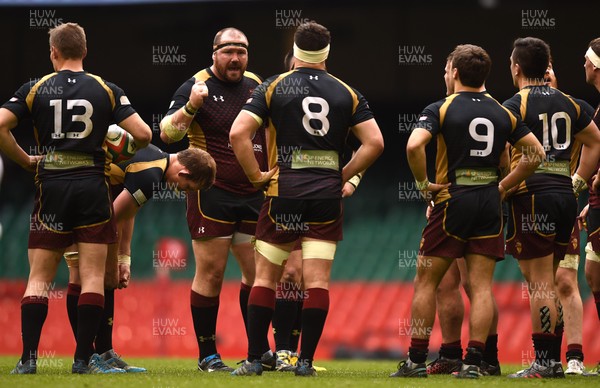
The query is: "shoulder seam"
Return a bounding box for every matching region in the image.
[85,73,116,109]
[26,73,58,110]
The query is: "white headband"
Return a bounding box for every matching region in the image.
[586,47,600,68]
[293,43,330,64]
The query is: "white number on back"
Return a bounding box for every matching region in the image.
[539,112,571,151]
[469,117,494,157]
[302,97,330,136]
[49,99,94,139]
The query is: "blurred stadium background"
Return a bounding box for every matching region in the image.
[0,0,599,364]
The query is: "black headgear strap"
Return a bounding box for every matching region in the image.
[213,42,248,52]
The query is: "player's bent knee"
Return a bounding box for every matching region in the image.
[301,240,336,260]
[255,239,290,266]
[556,281,575,297]
[194,268,225,286]
[282,268,300,284]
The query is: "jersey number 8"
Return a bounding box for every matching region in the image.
[302,97,330,136]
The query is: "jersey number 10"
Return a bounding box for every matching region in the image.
[468,111,572,158]
[539,112,571,151]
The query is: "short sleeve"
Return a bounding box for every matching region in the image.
[349,89,374,126]
[106,81,137,124]
[242,76,274,120]
[415,101,441,136]
[502,94,522,119]
[1,82,33,121]
[123,167,164,206]
[166,78,194,115]
[507,116,531,145]
[570,97,593,135]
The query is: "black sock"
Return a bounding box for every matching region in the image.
[94,288,114,354]
[239,283,251,335]
[273,283,299,351]
[190,290,219,360]
[66,283,81,340]
[298,288,329,368]
[247,286,275,361]
[464,341,484,367]
[21,296,48,363]
[408,338,429,364]
[74,293,104,363]
[439,340,462,360]
[67,284,92,356]
[566,344,583,361]
[532,333,554,367]
[289,300,303,352]
[483,334,499,365]
[553,322,564,362]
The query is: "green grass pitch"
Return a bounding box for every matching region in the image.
[0,356,596,387]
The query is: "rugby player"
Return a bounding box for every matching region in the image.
[544,63,596,375]
[390,44,544,379]
[0,23,152,374]
[503,37,600,378]
[579,37,600,375]
[272,51,363,372]
[64,142,216,372]
[160,27,267,372]
[229,21,384,376]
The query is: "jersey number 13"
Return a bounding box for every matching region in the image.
[49,99,94,139]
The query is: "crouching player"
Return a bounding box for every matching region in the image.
[65,136,216,371]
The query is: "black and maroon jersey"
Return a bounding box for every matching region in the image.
[503,86,593,195]
[109,143,169,206]
[166,68,266,195]
[417,91,530,203]
[242,68,373,199]
[588,103,600,209]
[2,70,136,180]
[568,97,595,176]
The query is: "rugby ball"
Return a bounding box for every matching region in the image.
[105,124,137,163]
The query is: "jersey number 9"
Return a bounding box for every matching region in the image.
[469,117,494,157]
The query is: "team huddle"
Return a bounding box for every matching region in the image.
[0,18,599,380]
